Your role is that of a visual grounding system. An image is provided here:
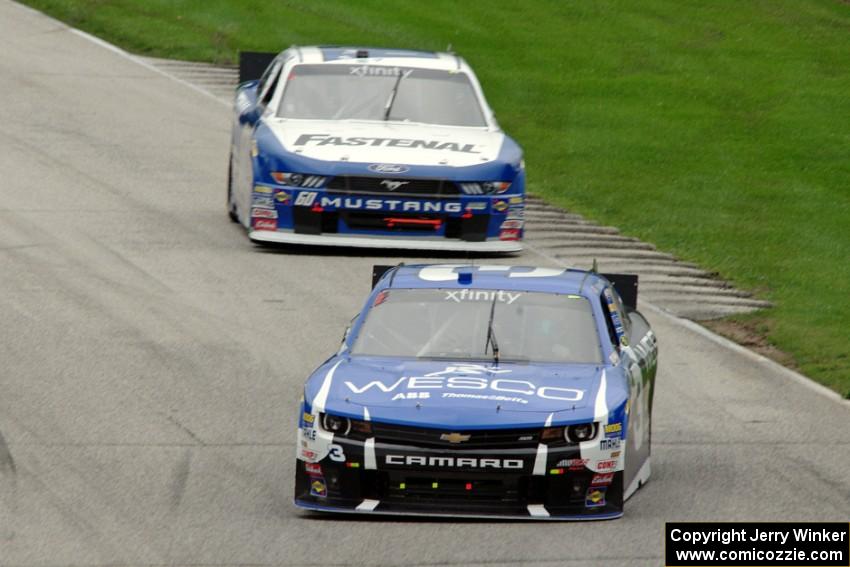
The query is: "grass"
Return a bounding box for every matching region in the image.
[21,0,850,397]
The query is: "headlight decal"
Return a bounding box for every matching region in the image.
[579,370,625,473]
[311,359,342,413]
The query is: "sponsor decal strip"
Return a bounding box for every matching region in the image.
[344,372,584,403]
[293,134,479,154]
[385,455,522,469]
[444,290,522,304]
[295,193,466,214]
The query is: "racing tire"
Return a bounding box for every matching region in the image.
[227,158,238,223]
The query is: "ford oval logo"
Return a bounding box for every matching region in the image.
[368,163,410,174]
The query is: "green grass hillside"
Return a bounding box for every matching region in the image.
[23,0,850,396]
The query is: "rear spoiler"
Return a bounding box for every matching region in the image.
[373,266,638,309]
[601,273,638,311]
[238,51,277,84]
[372,265,399,288]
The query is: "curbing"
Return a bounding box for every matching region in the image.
[640,302,850,407]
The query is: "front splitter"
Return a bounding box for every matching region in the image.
[294,499,623,521]
[249,230,522,253]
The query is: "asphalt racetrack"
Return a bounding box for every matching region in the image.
[1,3,848,565]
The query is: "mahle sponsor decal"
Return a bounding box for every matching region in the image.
[385,455,523,469]
[293,134,479,154]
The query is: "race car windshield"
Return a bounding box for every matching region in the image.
[277,65,487,127]
[351,289,603,364]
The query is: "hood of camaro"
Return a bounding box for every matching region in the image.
[309,357,624,430]
[266,119,507,167]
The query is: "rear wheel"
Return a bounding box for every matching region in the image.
[227,157,238,223]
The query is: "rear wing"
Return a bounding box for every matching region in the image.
[238,51,277,84]
[601,273,638,311]
[373,266,638,309]
[372,265,398,288]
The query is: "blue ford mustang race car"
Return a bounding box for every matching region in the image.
[295,264,658,519]
[228,46,525,252]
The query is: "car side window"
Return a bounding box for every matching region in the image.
[256,59,276,94]
[601,286,629,347]
[599,291,619,348]
[258,61,283,106]
[609,285,631,337]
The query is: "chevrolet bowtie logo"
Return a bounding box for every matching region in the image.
[440,432,471,443]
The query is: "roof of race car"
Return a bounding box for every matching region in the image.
[377,265,608,296]
[292,45,470,73]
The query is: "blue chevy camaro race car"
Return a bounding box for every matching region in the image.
[295,264,658,519]
[228,46,525,252]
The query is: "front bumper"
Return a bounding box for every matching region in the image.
[294,435,624,520]
[248,185,525,252]
[250,230,522,252]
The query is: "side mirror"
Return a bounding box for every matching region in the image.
[341,313,359,345]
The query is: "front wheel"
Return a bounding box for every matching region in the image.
[226,158,238,223]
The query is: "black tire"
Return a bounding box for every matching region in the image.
[227,158,238,223]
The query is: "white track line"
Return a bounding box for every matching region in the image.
[524,239,849,408]
[640,301,850,407]
[68,28,230,107]
[12,0,229,107]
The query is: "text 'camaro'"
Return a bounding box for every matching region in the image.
[295,264,658,520]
